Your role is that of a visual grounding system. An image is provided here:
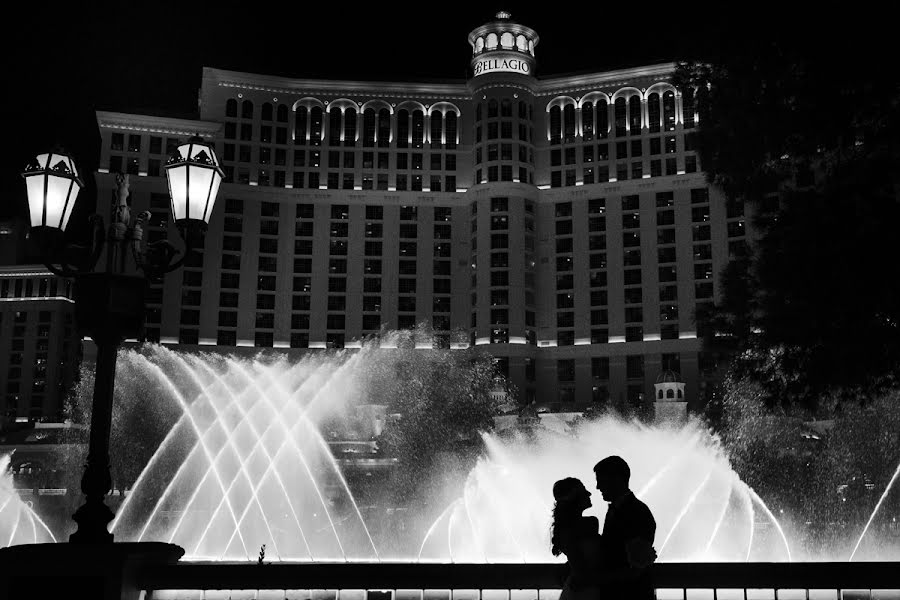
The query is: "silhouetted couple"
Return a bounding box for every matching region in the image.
[552,456,657,600]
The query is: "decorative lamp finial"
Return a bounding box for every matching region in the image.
[496,11,511,19]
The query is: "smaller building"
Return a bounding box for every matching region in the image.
[0,262,81,421]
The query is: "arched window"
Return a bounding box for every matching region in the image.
[628,96,641,134]
[614,98,627,137]
[488,99,498,118]
[682,88,696,129]
[476,103,483,121]
[309,107,323,146]
[501,98,512,117]
[241,100,254,119]
[528,40,534,55]
[294,106,308,145]
[261,102,273,121]
[363,109,376,147]
[549,105,562,144]
[582,103,594,141]
[430,112,443,146]
[475,37,484,53]
[563,104,576,142]
[648,93,661,134]
[328,107,342,145]
[666,389,675,399]
[226,99,237,117]
[377,109,391,147]
[500,32,514,48]
[663,90,676,131]
[411,110,424,148]
[658,389,664,400]
[343,108,357,146]
[516,34,527,52]
[486,32,498,50]
[677,389,683,399]
[276,104,288,122]
[397,109,409,148]
[597,99,609,139]
[445,112,458,149]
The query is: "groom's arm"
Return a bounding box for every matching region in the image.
[625,505,657,569]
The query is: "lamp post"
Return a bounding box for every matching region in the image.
[21,137,223,543]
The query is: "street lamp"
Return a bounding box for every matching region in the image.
[21,137,223,543]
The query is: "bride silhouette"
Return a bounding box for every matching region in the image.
[551,478,605,600]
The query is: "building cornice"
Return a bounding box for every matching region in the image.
[534,63,677,96]
[95,111,222,137]
[204,68,471,101]
[0,265,57,277]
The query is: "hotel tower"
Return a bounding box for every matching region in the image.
[90,12,746,417]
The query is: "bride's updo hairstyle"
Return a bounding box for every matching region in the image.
[551,477,584,556]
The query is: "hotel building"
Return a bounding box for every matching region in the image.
[91,12,747,416]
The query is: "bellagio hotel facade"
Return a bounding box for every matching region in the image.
[94,13,748,414]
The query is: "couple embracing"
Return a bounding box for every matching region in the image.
[551,456,657,600]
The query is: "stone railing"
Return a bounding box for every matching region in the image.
[2,543,898,600]
[141,561,899,599]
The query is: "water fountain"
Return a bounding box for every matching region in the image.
[418,419,791,563]
[0,454,57,546]
[2,343,897,562]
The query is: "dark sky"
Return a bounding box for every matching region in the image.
[4,3,880,221]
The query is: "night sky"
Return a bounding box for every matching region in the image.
[4,4,880,221]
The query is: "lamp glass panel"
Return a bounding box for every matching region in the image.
[25,176,46,227]
[205,173,222,222]
[61,185,80,231]
[186,165,214,221]
[167,166,188,221]
[44,176,72,229]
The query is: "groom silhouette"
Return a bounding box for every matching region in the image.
[594,455,656,599]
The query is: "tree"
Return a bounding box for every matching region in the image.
[358,325,504,505]
[717,373,900,559]
[63,350,183,493]
[675,32,900,408]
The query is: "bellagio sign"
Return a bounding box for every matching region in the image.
[472,54,531,77]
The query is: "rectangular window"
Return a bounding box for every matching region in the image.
[557,359,575,382]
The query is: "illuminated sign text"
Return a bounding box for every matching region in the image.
[473,56,530,77]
